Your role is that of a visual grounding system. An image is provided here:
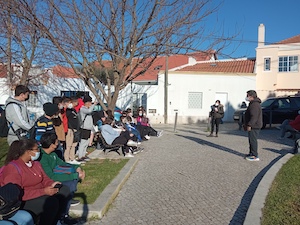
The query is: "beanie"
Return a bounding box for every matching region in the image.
[43,102,59,116]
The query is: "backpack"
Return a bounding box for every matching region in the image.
[0,103,22,137]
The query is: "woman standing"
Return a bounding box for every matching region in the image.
[208,100,224,137]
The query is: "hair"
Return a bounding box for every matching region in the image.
[40,133,58,149]
[70,96,78,102]
[247,90,257,98]
[5,139,37,165]
[103,117,113,125]
[62,97,71,103]
[52,96,63,105]
[215,100,221,104]
[15,85,30,97]
[126,115,132,123]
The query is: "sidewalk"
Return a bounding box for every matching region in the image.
[71,123,295,224]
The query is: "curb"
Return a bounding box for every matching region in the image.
[70,157,139,219]
[243,153,294,225]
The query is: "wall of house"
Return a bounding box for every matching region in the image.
[121,72,256,124]
[256,44,300,101]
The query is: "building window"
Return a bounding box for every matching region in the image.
[132,93,147,115]
[188,92,202,109]
[60,91,89,97]
[264,58,271,71]
[27,91,38,107]
[278,56,298,72]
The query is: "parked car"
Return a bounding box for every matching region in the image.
[233,96,300,129]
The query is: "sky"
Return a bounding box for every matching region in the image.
[207,0,300,59]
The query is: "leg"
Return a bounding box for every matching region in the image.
[77,139,89,159]
[280,119,291,137]
[64,129,74,161]
[6,210,34,225]
[248,129,260,157]
[22,195,59,225]
[215,118,221,135]
[210,118,215,134]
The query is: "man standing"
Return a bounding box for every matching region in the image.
[5,85,32,145]
[207,100,224,137]
[243,90,262,161]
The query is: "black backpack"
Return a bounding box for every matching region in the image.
[0,103,22,137]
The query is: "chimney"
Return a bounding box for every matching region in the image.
[258,24,265,47]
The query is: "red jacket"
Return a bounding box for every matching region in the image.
[0,159,54,201]
[289,115,300,131]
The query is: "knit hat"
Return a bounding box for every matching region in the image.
[83,95,92,103]
[43,102,59,116]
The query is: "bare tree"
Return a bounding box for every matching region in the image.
[14,0,232,110]
[0,0,53,88]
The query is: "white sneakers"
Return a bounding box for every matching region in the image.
[125,153,134,158]
[157,130,163,137]
[127,140,138,147]
[144,135,150,140]
[66,160,82,165]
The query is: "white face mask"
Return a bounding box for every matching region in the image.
[58,104,64,109]
[139,113,143,116]
[245,97,250,102]
[67,103,73,109]
[215,103,219,106]
[31,151,40,161]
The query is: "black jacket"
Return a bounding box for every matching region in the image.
[244,98,263,129]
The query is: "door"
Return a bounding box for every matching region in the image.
[215,92,229,121]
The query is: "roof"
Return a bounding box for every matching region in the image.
[177,58,256,74]
[0,65,7,78]
[52,65,79,78]
[132,51,216,82]
[276,34,300,44]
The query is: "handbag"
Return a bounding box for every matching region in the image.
[80,128,91,140]
[53,165,75,174]
[0,183,22,220]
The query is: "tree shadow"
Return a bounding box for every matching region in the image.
[73,192,89,222]
[229,154,287,225]
[175,134,246,157]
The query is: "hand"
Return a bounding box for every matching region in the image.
[247,126,252,131]
[44,185,59,196]
[77,168,85,180]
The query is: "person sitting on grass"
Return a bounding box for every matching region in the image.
[100,117,139,157]
[39,133,85,219]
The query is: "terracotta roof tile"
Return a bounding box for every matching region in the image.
[0,65,7,78]
[52,65,79,78]
[276,34,300,44]
[177,59,255,73]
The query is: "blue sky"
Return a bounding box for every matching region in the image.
[209,0,300,58]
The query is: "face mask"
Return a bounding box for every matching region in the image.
[139,113,143,116]
[67,103,73,109]
[58,104,64,109]
[31,151,40,161]
[298,110,300,115]
[215,103,219,106]
[245,97,250,102]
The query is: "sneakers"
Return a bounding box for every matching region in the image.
[207,134,213,137]
[60,215,79,225]
[125,153,134,158]
[157,130,163,137]
[66,160,81,165]
[144,135,150,140]
[127,140,138,147]
[245,156,260,161]
[70,199,80,207]
[215,134,218,137]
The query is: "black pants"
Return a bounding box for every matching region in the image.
[248,129,260,157]
[22,185,70,225]
[112,131,137,155]
[210,117,221,134]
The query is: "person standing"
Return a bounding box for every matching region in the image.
[5,85,32,145]
[243,90,262,161]
[207,100,224,137]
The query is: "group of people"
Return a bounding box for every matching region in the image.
[1,85,163,224]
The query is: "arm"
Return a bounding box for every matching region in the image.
[6,104,31,130]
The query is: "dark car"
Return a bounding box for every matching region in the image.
[233,96,300,129]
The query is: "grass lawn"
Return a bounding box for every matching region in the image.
[0,137,129,204]
[261,154,300,225]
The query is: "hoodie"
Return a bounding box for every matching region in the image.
[244,98,263,129]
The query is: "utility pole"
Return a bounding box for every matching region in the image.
[164,54,168,124]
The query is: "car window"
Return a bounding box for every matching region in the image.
[293,98,300,108]
[278,99,291,109]
[261,99,275,108]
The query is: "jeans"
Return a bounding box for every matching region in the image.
[248,129,260,157]
[210,117,221,134]
[0,210,34,225]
